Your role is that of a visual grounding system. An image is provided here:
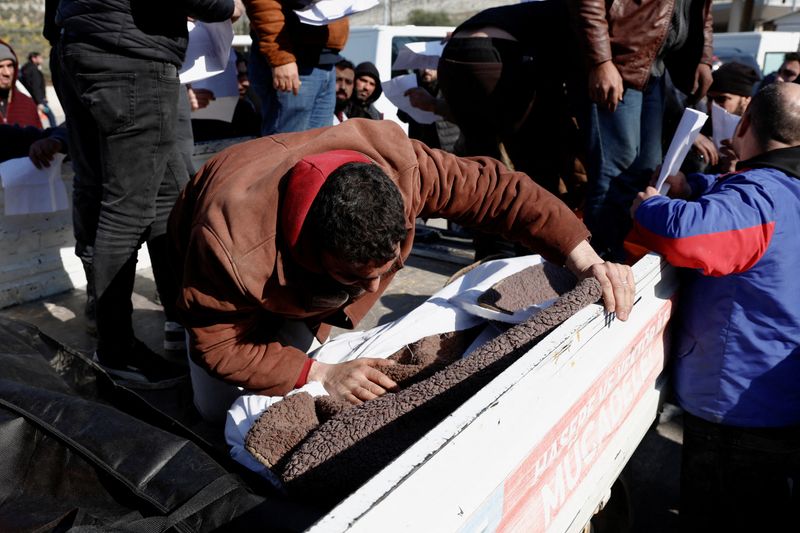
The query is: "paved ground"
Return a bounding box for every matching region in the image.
[0,235,683,532]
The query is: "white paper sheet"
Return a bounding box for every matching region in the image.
[190,50,239,122]
[294,0,379,26]
[0,154,68,215]
[655,107,708,194]
[179,20,234,84]
[382,74,442,125]
[391,40,445,71]
[711,101,741,150]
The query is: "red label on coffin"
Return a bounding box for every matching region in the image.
[496,300,674,532]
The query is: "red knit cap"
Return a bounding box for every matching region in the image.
[281,150,372,255]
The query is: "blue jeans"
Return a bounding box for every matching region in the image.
[249,48,335,135]
[680,412,800,532]
[59,41,187,364]
[582,76,665,261]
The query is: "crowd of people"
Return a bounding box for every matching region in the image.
[1,0,799,528]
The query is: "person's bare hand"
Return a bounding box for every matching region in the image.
[648,168,690,199]
[28,137,63,169]
[718,139,739,174]
[588,60,624,112]
[308,358,398,404]
[690,63,713,102]
[693,133,719,167]
[231,0,245,22]
[565,240,634,320]
[273,62,301,95]
[631,185,663,218]
[404,87,436,112]
[187,86,215,110]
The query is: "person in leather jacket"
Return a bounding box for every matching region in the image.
[570,0,714,261]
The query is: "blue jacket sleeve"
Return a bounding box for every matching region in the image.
[686,172,716,198]
[632,174,775,276]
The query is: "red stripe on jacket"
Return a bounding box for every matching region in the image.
[630,221,775,277]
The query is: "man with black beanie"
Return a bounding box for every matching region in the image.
[685,62,761,174]
[346,61,382,120]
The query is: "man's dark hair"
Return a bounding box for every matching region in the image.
[336,59,355,72]
[306,162,407,265]
[28,51,41,61]
[748,83,800,149]
[784,52,800,64]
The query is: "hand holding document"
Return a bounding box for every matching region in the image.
[180,21,234,84]
[0,154,68,216]
[391,41,445,72]
[294,0,379,26]
[382,74,442,125]
[190,50,239,122]
[655,108,708,194]
[711,101,741,150]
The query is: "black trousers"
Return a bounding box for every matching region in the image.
[58,41,187,363]
[680,412,800,532]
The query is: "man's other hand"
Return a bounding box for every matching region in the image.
[589,60,624,112]
[273,62,301,95]
[28,137,63,169]
[232,0,244,22]
[693,133,719,167]
[565,240,634,321]
[308,358,399,404]
[690,63,713,102]
[187,86,215,110]
[404,87,436,112]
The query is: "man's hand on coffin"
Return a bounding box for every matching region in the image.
[308,359,399,404]
[564,240,634,321]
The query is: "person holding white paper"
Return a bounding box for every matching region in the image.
[571,0,714,261]
[630,81,800,533]
[684,62,760,175]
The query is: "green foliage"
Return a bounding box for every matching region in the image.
[406,9,452,27]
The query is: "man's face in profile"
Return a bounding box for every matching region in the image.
[336,67,354,102]
[320,246,400,299]
[777,60,800,83]
[420,68,437,84]
[0,59,14,91]
[355,75,376,103]
[708,91,750,116]
[236,61,250,98]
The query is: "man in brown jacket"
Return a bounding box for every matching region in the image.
[571,0,714,261]
[169,119,634,421]
[245,0,349,134]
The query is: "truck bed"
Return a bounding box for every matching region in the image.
[312,253,677,532]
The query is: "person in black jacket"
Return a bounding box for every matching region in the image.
[19,52,56,127]
[346,61,382,120]
[55,0,243,382]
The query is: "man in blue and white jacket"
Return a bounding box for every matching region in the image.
[631,82,800,531]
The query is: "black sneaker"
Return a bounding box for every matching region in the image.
[93,339,187,383]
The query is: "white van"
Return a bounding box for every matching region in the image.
[340,25,453,129]
[713,31,800,75]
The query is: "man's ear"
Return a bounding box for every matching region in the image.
[735,110,751,139]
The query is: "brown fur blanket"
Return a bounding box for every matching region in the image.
[245,264,601,508]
